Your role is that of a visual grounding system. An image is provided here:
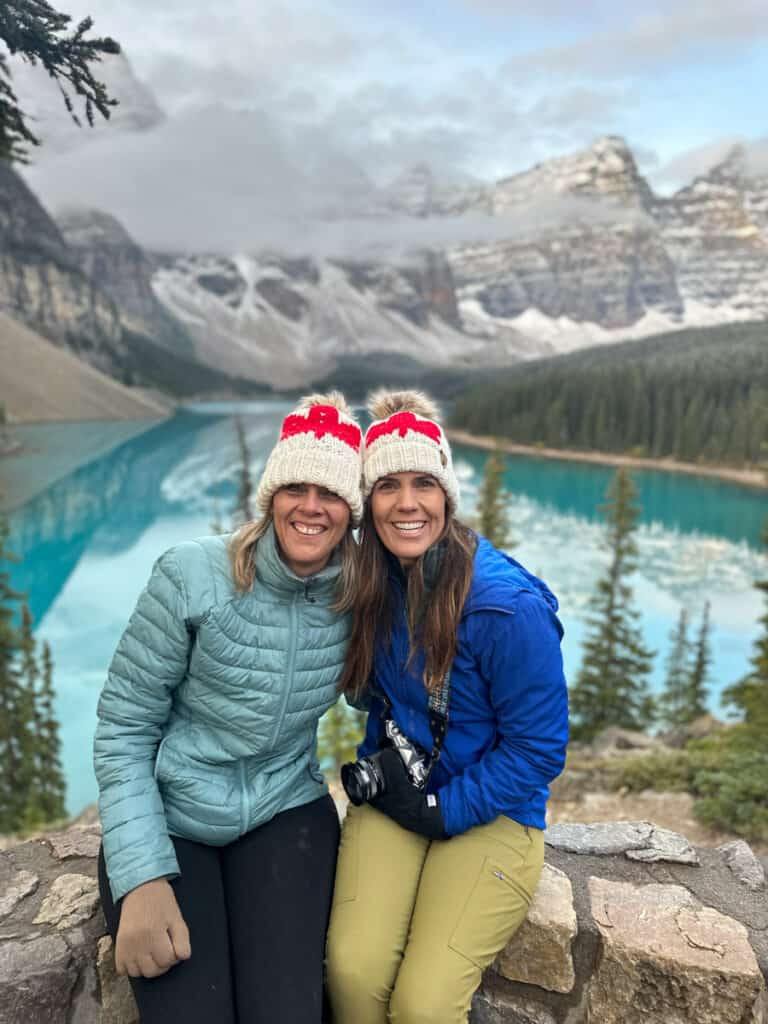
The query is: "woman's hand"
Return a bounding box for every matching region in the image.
[369,747,447,840]
[115,878,191,978]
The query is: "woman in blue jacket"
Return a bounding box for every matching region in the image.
[326,390,569,1024]
[94,393,362,1024]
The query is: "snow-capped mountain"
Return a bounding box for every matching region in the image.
[653,144,768,319]
[145,134,767,384]
[4,124,768,391]
[150,251,535,387]
[491,136,656,213]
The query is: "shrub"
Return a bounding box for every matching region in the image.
[689,731,768,842]
[607,727,768,843]
[605,750,699,793]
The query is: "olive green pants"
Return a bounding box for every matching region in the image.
[325,803,544,1024]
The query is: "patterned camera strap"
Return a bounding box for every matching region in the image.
[423,669,451,784]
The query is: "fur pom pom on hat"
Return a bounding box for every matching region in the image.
[255,391,364,524]
[363,389,460,512]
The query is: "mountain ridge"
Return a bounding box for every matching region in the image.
[4,131,768,392]
[141,134,768,385]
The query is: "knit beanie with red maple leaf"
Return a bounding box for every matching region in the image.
[363,390,460,512]
[255,392,364,524]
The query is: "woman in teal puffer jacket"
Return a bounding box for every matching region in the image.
[94,393,362,1024]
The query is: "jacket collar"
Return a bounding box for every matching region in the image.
[254,521,342,597]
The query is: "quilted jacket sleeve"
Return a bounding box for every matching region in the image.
[94,550,191,901]
[437,591,569,836]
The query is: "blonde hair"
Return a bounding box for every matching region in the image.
[228,511,359,612]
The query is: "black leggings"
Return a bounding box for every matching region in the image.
[98,794,340,1023]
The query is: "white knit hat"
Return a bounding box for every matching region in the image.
[362,390,460,512]
[256,392,364,524]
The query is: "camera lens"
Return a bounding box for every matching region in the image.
[341,761,368,806]
[341,755,385,806]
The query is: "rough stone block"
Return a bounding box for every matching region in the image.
[587,876,766,1024]
[472,988,558,1024]
[0,934,74,1024]
[97,935,139,1024]
[0,869,39,920]
[718,840,766,892]
[546,820,699,864]
[33,873,99,930]
[495,864,577,993]
[45,826,101,862]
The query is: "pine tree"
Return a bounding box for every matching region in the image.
[317,700,366,776]
[569,469,656,741]
[658,608,692,727]
[477,450,513,549]
[233,415,254,526]
[686,600,711,721]
[18,603,42,827]
[35,641,66,823]
[0,515,66,832]
[0,515,24,831]
[723,520,768,732]
[0,0,119,162]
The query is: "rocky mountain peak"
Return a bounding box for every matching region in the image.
[381,162,438,217]
[0,163,121,367]
[701,144,748,187]
[0,161,66,255]
[57,208,137,250]
[493,134,655,214]
[54,206,195,360]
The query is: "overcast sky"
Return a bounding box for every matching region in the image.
[15,0,768,252]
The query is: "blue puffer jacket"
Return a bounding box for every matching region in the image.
[357,536,568,836]
[94,525,349,901]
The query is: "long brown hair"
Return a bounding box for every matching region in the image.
[338,504,476,701]
[228,513,358,613]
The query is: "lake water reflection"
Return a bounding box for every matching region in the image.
[3,401,766,816]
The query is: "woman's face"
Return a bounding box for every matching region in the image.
[272,483,350,577]
[370,471,447,568]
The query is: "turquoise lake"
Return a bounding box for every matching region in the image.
[2,400,766,816]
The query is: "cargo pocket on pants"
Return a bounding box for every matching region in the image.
[448,856,532,970]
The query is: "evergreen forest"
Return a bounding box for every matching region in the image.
[452,321,768,468]
[0,514,66,833]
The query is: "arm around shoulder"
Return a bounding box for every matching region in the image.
[94,549,192,901]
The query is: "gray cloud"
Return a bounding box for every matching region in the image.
[290,199,651,264]
[646,136,768,193]
[525,87,628,129]
[506,1,768,79]
[744,139,768,176]
[458,0,616,16]
[22,95,649,258]
[651,137,743,190]
[16,0,767,257]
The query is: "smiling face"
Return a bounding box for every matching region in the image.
[272,483,351,577]
[370,471,447,568]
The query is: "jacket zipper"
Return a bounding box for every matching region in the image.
[269,591,299,749]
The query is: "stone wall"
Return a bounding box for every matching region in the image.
[1,820,765,1023]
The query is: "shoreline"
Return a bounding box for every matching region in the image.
[447,429,768,490]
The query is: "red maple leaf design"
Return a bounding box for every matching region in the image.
[281,405,361,451]
[366,411,442,447]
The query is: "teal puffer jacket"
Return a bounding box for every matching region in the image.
[94,525,349,901]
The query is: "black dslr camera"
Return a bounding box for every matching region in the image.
[341,719,429,806]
